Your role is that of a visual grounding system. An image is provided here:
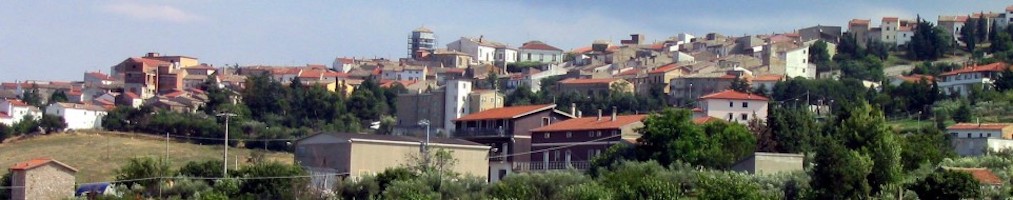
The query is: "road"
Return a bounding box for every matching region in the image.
[883,55,969,77]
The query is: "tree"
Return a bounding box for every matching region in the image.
[729,76,750,92]
[977,13,989,42]
[810,139,873,199]
[20,86,43,107]
[961,16,979,52]
[486,71,500,90]
[0,173,10,200]
[115,157,172,196]
[909,15,952,60]
[0,123,10,143]
[910,170,980,200]
[635,108,754,169]
[809,40,832,66]
[47,90,69,105]
[991,31,1013,53]
[901,128,956,171]
[487,171,591,200]
[178,160,224,183]
[953,100,972,123]
[556,182,614,200]
[38,114,66,133]
[833,102,902,194]
[996,68,1013,92]
[236,162,309,199]
[866,40,889,60]
[598,161,681,199]
[767,106,819,153]
[699,121,756,169]
[838,32,865,59]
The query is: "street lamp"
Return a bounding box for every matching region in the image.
[216,112,237,178]
[418,119,431,169]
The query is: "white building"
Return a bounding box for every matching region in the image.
[938,62,1009,96]
[781,45,813,78]
[696,90,769,124]
[0,99,42,126]
[444,80,472,132]
[947,123,1013,139]
[447,36,515,66]
[518,41,564,64]
[45,103,107,130]
[381,66,428,81]
[332,57,356,73]
[880,17,899,44]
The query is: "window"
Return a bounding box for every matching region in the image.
[566,132,572,138]
[741,114,748,121]
[554,150,560,161]
[729,101,734,107]
[742,102,748,108]
[544,133,550,139]
[596,131,602,137]
[588,131,594,137]
[612,130,618,136]
[527,53,531,60]
[541,117,550,126]
[967,133,971,138]
[727,113,733,121]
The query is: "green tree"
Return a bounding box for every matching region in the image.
[20,86,43,107]
[809,40,832,66]
[953,100,972,123]
[635,108,704,166]
[236,162,309,199]
[730,76,750,92]
[909,15,952,60]
[177,160,224,183]
[47,90,69,105]
[505,85,539,106]
[996,68,1013,92]
[977,13,989,42]
[598,161,681,199]
[810,139,873,199]
[834,102,902,194]
[700,121,756,169]
[866,40,890,60]
[910,170,981,200]
[767,106,819,153]
[0,173,10,200]
[38,114,66,133]
[0,124,11,143]
[556,182,614,200]
[837,32,865,59]
[901,128,956,171]
[991,31,1013,53]
[487,171,591,200]
[115,157,172,196]
[961,16,979,52]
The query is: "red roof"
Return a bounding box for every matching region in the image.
[531,115,647,132]
[947,123,1013,131]
[940,62,1009,76]
[752,74,784,82]
[699,90,768,101]
[130,57,170,66]
[519,41,563,51]
[86,72,115,81]
[849,19,871,26]
[882,17,899,22]
[898,74,935,83]
[946,167,1003,185]
[454,104,557,121]
[123,92,140,99]
[692,116,723,125]
[10,158,78,172]
[6,99,29,107]
[559,78,619,85]
[649,63,680,74]
[379,80,418,88]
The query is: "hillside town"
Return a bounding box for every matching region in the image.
[5,3,1013,200]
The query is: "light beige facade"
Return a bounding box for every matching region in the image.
[9,159,77,200]
[468,91,505,114]
[294,133,491,180]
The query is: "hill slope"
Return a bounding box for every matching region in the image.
[0,132,293,183]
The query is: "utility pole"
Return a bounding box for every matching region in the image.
[217,112,237,178]
[418,119,431,171]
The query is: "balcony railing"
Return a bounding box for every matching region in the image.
[454,127,508,138]
[513,161,591,172]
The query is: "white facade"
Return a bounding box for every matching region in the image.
[782,46,813,78]
[896,30,914,46]
[45,103,107,130]
[700,98,768,124]
[381,68,427,81]
[939,71,997,96]
[447,38,497,64]
[496,48,518,65]
[332,58,355,73]
[0,100,42,126]
[880,19,899,44]
[518,49,563,64]
[950,128,1004,139]
[444,80,472,132]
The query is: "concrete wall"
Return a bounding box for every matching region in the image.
[12,164,76,200]
[731,152,804,175]
[952,138,1013,156]
[348,141,489,179]
[518,49,564,63]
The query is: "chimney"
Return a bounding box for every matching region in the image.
[597,109,603,121]
[570,103,577,117]
[611,106,617,121]
[577,111,582,118]
[145,52,159,58]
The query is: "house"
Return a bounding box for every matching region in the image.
[647,63,687,95]
[468,90,505,114]
[518,41,564,64]
[83,72,115,86]
[696,90,769,124]
[938,62,1009,96]
[938,15,969,42]
[8,158,78,200]
[45,102,107,130]
[112,52,199,99]
[947,123,1013,139]
[381,65,428,81]
[293,132,490,186]
[332,57,357,73]
[452,104,574,182]
[556,78,634,96]
[668,67,746,102]
[447,36,517,67]
[730,152,805,175]
[798,25,842,43]
[848,19,872,47]
[0,99,42,126]
[942,167,1004,186]
[526,113,646,171]
[888,74,935,86]
[751,74,784,92]
[762,41,814,79]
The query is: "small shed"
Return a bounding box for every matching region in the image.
[8,158,78,200]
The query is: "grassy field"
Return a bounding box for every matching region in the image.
[0,131,293,183]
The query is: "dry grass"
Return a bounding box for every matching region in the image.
[0,131,293,183]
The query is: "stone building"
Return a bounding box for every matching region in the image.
[8,158,78,200]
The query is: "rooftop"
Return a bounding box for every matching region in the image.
[531,115,647,132]
[940,62,1009,76]
[519,41,563,51]
[649,63,681,74]
[699,90,769,101]
[10,158,79,172]
[454,104,557,121]
[849,19,871,26]
[558,78,620,85]
[944,167,1003,185]
[947,123,1013,131]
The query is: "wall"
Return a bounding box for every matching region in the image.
[45,106,105,130]
[445,80,472,132]
[348,141,489,179]
[395,92,446,135]
[731,153,804,175]
[783,47,811,78]
[702,99,768,124]
[518,49,564,63]
[948,129,1005,139]
[952,138,1013,156]
[13,164,76,200]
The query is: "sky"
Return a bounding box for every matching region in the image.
[1,0,1009,82]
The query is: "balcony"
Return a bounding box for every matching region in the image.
[454,127,508,138]
[513,161,591,172]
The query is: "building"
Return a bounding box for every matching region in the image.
[468,90,505,114]
[75,182,118,198]
[947,123,1013,139]
[938,15,969,42]
[943,167,1004,186]
[647,63,687,95]
[447,36,517,67]
[111,52,200,99]
[395,91,447,135]
[44,102,107,130]
[0,99,42,126]
[380,65,428,81]
[730,152,805,175]
[762,41,814,79]
[848,19,872,46]
[798,25,842,43]
[751,74,784,92]
[452,104,574,182]
[430,50,472,69]
[880,17,900,44]
[696,90,769,124]
[294,132,490,184]
[526,113,646,171]
[517,41,564,64]
[409,26,437,60]
[8,158,78,200]
[556,78,634,96]
[938,62,1009,96]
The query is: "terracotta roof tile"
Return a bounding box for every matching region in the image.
[947,123,1013,131]
[454,104,556,121]
[519,41,563,51]
[882,17,899,22]
[940,62,1009,76]
[699,90,768,101]
[849,19,871,26]
[614,69,642,77]
[86,72,115,81]
[693,116,724,125]
[531,115,647,132]
[10,158,78,172]
[945,167,1003,185]
[6,99,30,107]
[752,74,784,82]
[649,63,681,74]
[55,102,107,112]
[898,74,935,83]
[559,78,619,85]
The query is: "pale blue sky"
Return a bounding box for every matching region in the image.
[0,1,1008,82]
